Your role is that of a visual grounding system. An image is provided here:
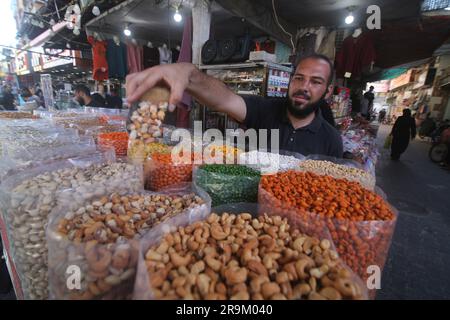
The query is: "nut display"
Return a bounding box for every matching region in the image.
[145,153,194,191]
[0,111,37,119]
[128,101,168,144]
[139,213,366,300]
[259,171,396,284]
[128,141,171,162]
[194,164,260,207]
[203,145,241,164]
[98,132,129,157]
[298,160,375,190]
[239,151,302,174]
[1,162,142,300]
[48,192,206,299]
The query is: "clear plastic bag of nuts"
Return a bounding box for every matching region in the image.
[258,176,398,299]
[133,202,368,300]
[0,153,145,300]
[46,183,211,300]
[299,154,376,190]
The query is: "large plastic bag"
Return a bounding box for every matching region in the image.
[0,128,80,158]
[193,164,261,207]
[133,203,367,300]
[47,183,211,300]
[298,155,376,191]
[0,136,96,181]
[258,171,397,298]
[0,155,145,300]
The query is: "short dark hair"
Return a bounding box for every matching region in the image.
[294,53,335,86]
[74,84,91,97]
[370,86,374,90]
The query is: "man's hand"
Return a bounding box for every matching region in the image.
[126,63,195,110]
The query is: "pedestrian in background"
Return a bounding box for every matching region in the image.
[390,108,416,160]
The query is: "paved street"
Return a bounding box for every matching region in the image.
[375,124,450,299]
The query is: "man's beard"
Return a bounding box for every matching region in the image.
[76,97,85,106]
[287,90,326,119]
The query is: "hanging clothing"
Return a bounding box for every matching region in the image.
[176,15,193,128]
[295,33,317,59]
[171,48,180,63]
[335,32,376,79]
[318,30,337,61]
[127,43,144,74]
[106,39,128,79]
[391,114,416,160]
[143,46,160,68]
[87,36,108,81]
[314,27,328,52]
[158,46,172,64]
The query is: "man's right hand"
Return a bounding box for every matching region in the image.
[125,63,247,123]
[126,63,196,110]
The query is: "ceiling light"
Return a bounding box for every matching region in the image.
[92,6,100,16]
[345,6,356,25]
[345,13,354,24]
[124,24,131,37]
[174,9,182,23]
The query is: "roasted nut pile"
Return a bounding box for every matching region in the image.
[259,171,396,284]
[58,193,206,243]
[48,192,206,300]
[203,145,241,164]
[128,141,171,162]
[145,153,194,191]
[298,160,375,190]
[194,165,260,207]
[1,162,142,300]
[98,132,129,156]
[0,111,37,119]
[141,213,366,300]
[128,101,168,143]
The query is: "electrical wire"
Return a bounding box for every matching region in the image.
[271,0,295,52]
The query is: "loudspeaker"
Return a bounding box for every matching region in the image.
[202,35,253,65]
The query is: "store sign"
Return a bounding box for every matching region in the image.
[43,49,74,69]
[390,70,413,90]
[31,49,44,72]
[15,51,30,75]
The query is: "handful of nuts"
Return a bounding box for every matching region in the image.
[48,192,207,300]
[138,213,366,300]
[128,102,167,143]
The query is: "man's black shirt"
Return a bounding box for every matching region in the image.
[241,95,343,158]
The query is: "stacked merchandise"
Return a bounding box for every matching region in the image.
[341,118,379,174]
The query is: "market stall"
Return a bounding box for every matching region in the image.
[0,85,397,300]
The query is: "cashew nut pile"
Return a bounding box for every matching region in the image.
[2,162,142,300]
[49,193,206,300]
[298,160,375,190]
[142,213,366,300]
